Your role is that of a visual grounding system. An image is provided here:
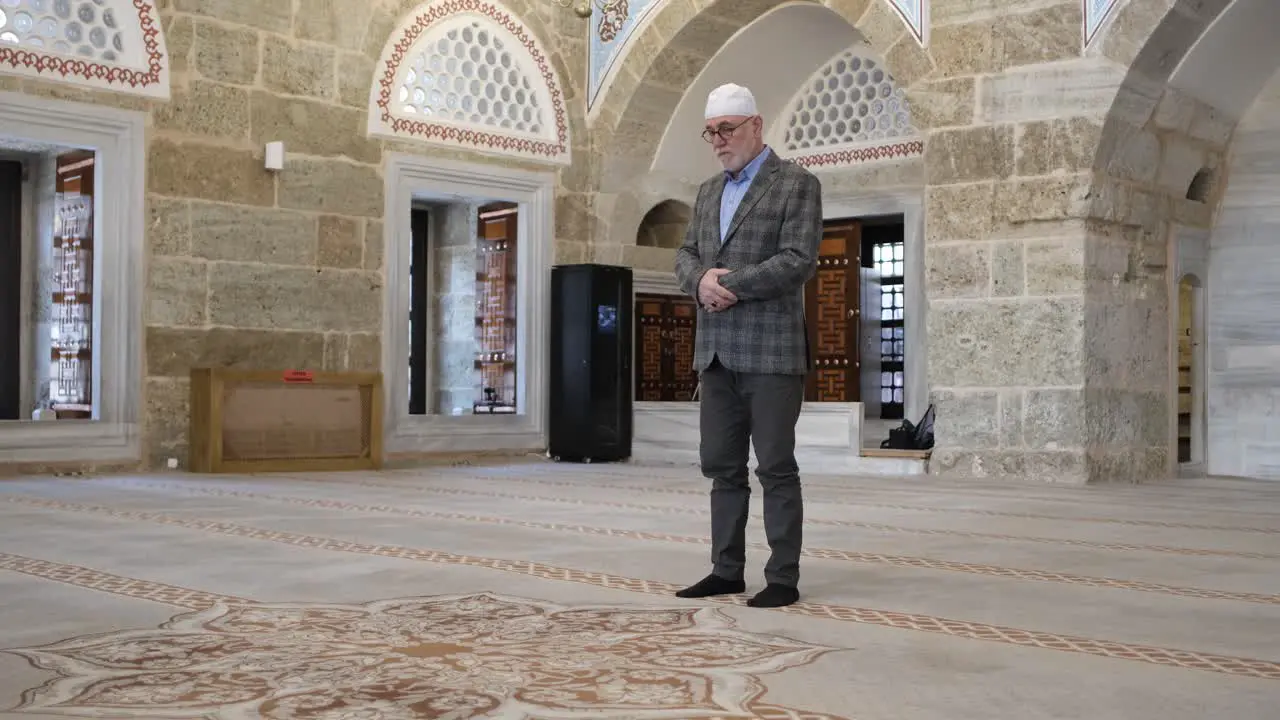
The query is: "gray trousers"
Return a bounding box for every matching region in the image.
[698,358,805,587]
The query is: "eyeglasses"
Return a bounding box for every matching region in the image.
[701,117,753,143]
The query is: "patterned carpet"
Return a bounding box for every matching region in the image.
[1,462,1277,718]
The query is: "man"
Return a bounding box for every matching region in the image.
[673,82,823,609]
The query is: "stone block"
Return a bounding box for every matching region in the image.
[991,240,1024,297]
[992,174,1091,226]
[926,243,990,298]
[931,389,1000,448]
[337,53,375,109]
[925,181,994,243]
[929,448,1087,482]
[556,239,590,265]
[1152,88,1195,133]
[323,333,349,371]
[174,0,292,32]
[1024,235,1085,295]
[995,2,1079,70]
[148,196,190,256]
[347,333,381,372]
[364,220,384,271]
[295,0,373,50]
[884,35,935,89]
[925,125,1013,185]
[319,216,363,269]
[146,327,327,377]
[555,192,591,242]
[928,18,995,78]
[148,140,275,206]
[193,20,260,85]
[153,80,250,140]
[1156,137,1205,196]
[144,377,190,466]
[854,0,907,52]
[645,46,709,93]
[931,0,1064,25]
[999,388,1023,446]
[363,5,399,57]
[927,296,1084,386]
[249,91,380,164]
[263,36,336,100]
[1187,102,1235,148]
[207,263,381,332]
[166,16,193,75]
[1022,388,1087,449]
[1015,116,1102,176]
[189,202,318,265]
[277,158,383,217]
[905,77,975,129]
[148,258,208,327]
[977,58,1125,125]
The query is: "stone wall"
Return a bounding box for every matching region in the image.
[428,202,481,415]
[0,0,591,468]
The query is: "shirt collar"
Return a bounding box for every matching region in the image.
[724,145,771,185]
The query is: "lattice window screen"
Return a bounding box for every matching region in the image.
[0,0,125,60]
[397,17,546,135]
[780,50,914,152]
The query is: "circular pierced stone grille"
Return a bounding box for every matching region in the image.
[0,0,124,61]
[397,18,545,135]
[782,50,913,151]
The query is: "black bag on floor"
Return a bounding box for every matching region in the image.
[880,404,935,450]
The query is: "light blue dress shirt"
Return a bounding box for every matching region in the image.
[719,146,772,243]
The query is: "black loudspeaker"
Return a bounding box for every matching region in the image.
[548,263,633,463]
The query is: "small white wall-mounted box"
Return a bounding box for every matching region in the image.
[265,141,285,171]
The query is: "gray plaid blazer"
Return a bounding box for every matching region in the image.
[674,150,823,376]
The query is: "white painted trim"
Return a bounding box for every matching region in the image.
[381,153,554,456]
[825,188,927,422]
[0,91,144,463]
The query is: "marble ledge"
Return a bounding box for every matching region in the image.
[630,401,926,477]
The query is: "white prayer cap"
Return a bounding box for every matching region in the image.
[704,83,757,119]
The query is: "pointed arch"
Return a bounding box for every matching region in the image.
[0,0,168,98]
[368,0,571,166]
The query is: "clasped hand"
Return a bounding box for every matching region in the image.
[698,268,737,312]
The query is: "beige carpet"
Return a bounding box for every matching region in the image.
[1,462,1277,718]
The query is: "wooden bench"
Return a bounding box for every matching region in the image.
[859,448,932,460]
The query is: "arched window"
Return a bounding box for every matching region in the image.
[0,0,167,97]
[368,0,570,165]
[771,48,921,169]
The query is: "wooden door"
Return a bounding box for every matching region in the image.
[804,221,861,402]
[0,160,21,420]
[634,294,697,402]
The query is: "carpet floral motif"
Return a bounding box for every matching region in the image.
[7,592,845,719]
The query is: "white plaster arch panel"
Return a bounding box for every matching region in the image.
[368,0,571,166]
[1168,0,1280,121]
[0,0,168,98]
[769,46,922,170]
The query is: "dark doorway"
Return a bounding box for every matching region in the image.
[408,206,431,416]
[0,160,22,420]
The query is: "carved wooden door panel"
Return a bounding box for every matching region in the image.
[634,294,698,402]
[635,295,666,401]
[804,221,861,402]
[666,298,697,400]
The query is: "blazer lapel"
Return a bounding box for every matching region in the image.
[720,153,781,250]
[706,173,725,246]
